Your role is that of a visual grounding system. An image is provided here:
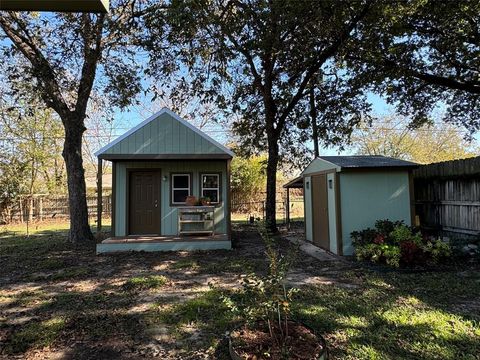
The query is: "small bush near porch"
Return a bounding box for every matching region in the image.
[1,222,479,359]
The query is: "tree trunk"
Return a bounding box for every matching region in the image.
[265,132,280,233]
[62,113,94,243]
[19,198,24,223]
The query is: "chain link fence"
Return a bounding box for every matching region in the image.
[231,198,304,225]
[1,194,304,227]
[0,195,111,225]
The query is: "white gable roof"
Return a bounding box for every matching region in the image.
[301,157,340,176]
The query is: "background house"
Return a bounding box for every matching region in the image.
[300,156,418,255]
[95,108,233,253]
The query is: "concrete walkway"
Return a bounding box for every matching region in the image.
[283,234,358,289]
[283,235,344,262]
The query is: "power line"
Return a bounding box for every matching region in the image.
[0,122,475,144]
[0,128,469,142]
[356,127,469,134]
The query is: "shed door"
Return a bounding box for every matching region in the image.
[311,174,329,249]
[129,170,161,235]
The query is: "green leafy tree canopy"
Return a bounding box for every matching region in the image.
[352,116,477,164]
[145,0,375,230]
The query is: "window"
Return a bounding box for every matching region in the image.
[201,173,220,203]
[171,174,191,204]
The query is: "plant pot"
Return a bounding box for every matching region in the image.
[229,320,327,360]
[185,196,197,206]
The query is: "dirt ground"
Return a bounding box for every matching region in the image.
[1,224,479,359]
[0,225,353,359]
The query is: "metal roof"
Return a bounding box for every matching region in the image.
[95,108,234,159]
[318,155,418,169]
[1,0,109,12]
[283,176,303,189]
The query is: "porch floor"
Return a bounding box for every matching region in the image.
[97,234,231,253]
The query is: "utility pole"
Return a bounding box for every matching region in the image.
[309,86,319,158]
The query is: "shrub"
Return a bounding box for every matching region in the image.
[355,243,401,267]
[382,244,401,267]
[390,225,421,245]
[220,223,299,354]
[423,238,452,262]
[352,220,451,268]
[355,243,382,263]
[351,228,378,247]
[375,219,404,237]
[400,240,423,265]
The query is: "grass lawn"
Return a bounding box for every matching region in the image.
[1,222,479,359]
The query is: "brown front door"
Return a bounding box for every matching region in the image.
[311,174,329,250]
[128,170,161,235]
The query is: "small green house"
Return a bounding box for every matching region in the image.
[95,108,234,253]
[299,156,417,256]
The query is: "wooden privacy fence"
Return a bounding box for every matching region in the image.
[413,156,480,238]
[0,195,112,224]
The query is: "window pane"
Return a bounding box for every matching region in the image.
[202,189,218,203]
[173,175,189,188]
[173,189,189,203]
[202,175,218,188]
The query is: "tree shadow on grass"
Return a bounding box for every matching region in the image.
[0,227,258,358]
[294,279,480,360]
[380,270,480,323]
[1,278,168,357]
[3,225,478,359]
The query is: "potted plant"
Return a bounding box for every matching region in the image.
[200,196,211,206]
[185,195,197,206]
[223,225,327,359]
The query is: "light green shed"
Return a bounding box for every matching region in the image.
[300,156,417,256]
[94,108,234,253]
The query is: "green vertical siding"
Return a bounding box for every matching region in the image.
[115,161,227,236]
[339,171,412,255]
[104,112,225,155]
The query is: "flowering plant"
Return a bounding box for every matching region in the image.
[352,219,451,267]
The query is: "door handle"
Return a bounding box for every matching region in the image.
[154,200,158,208]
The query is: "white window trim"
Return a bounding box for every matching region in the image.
[201,173,220,204]
[171,173,191,204]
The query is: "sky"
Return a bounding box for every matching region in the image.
[98,91,398,157]
[102,90,479,161]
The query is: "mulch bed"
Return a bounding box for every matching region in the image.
[230,321,325,360]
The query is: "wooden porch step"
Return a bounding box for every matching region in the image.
[97,234,231,253]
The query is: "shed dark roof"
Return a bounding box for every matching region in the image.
[283,176,303,189]
[319,155,418,168]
